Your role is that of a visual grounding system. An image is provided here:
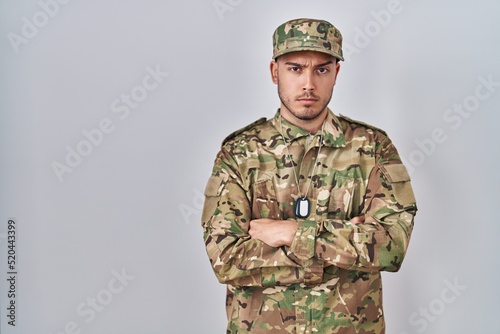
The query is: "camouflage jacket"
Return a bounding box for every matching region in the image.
[202,109,417,333]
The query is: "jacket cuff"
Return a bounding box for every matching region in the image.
[303,258,323,285]
[290,220,317,261]
[260,260,323,287]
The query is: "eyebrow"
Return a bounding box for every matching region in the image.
[316,60,334,67]
[284,60,334,68]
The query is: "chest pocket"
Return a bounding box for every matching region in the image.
[252,177,280,220]
[327,176,362,220]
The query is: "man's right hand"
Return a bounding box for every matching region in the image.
[350,215,365,224]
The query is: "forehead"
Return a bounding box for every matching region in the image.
[278,51,335,64]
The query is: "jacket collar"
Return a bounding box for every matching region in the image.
[271,108,346,148]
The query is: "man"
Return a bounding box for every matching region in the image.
[202,18,417,334]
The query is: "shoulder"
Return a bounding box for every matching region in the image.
[222,117,269,146]
[337,114,388,137]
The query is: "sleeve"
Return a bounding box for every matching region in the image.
[201,148,323,287]
[289,135,417,272]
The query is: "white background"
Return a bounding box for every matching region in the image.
[1,0,499,333]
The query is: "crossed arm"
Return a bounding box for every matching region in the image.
[248,216,365,247]
[202,142,417,287]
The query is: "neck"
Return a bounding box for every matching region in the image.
[279,108,328,134]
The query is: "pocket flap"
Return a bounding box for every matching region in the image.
[379,164,411,183]
[204,174,228,197]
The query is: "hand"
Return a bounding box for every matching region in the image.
[350,215,365,224]
[248,218,298,247]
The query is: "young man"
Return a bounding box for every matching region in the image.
[202,18,417,334]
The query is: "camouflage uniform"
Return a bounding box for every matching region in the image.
[202,17,417,334]
[202,110,417,333]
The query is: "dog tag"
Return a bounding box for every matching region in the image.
[294,197,310,218]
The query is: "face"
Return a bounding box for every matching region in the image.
[270,51,340,129]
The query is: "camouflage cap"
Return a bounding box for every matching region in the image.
[272,18,344,61]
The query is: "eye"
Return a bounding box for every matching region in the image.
[317,67,329,74]
[289,66,301,72]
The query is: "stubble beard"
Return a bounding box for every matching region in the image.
[277,84,332,122]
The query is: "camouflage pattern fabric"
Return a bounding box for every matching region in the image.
[272,18,344,61]
[202,109,417,333]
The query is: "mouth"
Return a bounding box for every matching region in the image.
[297,95,319,104]
[297,98,318,104]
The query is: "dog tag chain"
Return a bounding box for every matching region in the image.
[279,116,325,219]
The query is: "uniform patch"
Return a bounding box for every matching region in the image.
[379,164,411,182]
[204,174,228,197]
[379,164,415,205]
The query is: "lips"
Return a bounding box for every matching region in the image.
[297,95,319,103]
[298,98,318,104]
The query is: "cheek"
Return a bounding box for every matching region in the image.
[278,81,295,98]
[278,74,298,91]
[320,77,337,92]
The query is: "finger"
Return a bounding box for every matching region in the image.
[350,216,365,224]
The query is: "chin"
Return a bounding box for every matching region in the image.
[294,110,322,121]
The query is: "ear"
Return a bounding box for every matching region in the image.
[270,60,278,84]
[335,62,341,76]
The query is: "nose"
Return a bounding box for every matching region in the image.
[302,70,315,92]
